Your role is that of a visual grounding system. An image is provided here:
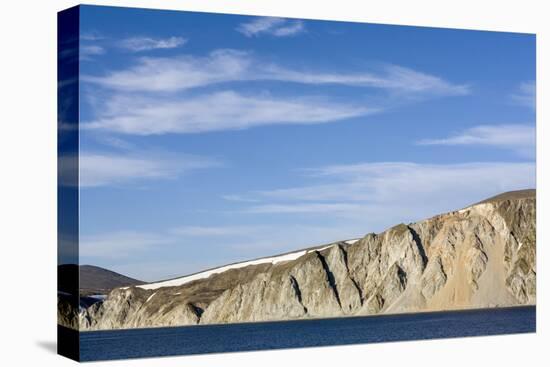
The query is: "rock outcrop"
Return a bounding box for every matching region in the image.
[78,189,536,330]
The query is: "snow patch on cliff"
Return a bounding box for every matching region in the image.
[136,239,359,290]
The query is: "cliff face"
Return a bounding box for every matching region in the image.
[80,190,536,330]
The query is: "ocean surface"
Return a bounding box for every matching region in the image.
[79,306,535,361]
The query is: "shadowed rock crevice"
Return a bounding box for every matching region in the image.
[315,251,342,309]
[407,225,428,268]
[339,244,364,304]
[396,265,407,289]
[190,304,204,318]
[289,275,308,313]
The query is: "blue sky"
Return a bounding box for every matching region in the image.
[75,5,535,281]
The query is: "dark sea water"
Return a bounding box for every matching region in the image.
[79,306,535,361]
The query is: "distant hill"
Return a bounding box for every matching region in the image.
[58,264,145,296]
[80,265,145,295]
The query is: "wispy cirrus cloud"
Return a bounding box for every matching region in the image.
[82,49,469,96]
[228,161,535,229]
[264,162,534,203]
[221,194,261,203]
[80,30,107,60]
[512,81,535,110]
[83,50,250,92]
[59,152,220,187]
[170,225,267,237]
[262,64,470,96]
[244,203,363,214]
[417,124,535,158]
[80,231,175,259]
[79,153,179,187]
[83,90,375,135]
[80,30,105,41]
[80,45,106,61]
[80,50,467,136]
[237,17,305,37]
[92,135,136,150]
[119,36,187,52]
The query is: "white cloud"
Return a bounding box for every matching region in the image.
[59,152,219,187]
[82,49,469,96]
[93,136,135,150]
[262,64,469,96]
[244,203,363,214]
[79,153,176,187]
[80,50,467,136]
[417,124,535,157]
[80,45,105,60]
[119,36,187,52]
[512,81,536,110]
[170,225,266,237]
[80,231,174,259]
[84,91,375,135]
[231,161,535,230]
[237,17,305,37]
[83,50,250,92]
[237,17,285,36]
[80,31,104,41]
[271,21,305,37]
[309,161,534,202]
[221,194,261,203]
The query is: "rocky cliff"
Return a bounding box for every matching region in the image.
[79,190,536,330]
